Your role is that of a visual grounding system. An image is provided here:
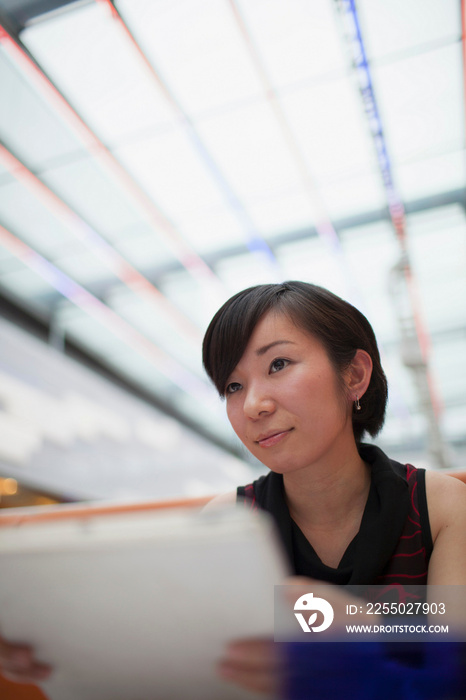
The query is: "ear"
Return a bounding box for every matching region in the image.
[345,349,372,401]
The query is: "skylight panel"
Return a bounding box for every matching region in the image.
[0,265,54,304]
[22,1,178,146]
[114,125,226,220]
[358,0,460,61]
[107,287,202,377]
[51,248,115,287]
[0,260,60,318]
[116,0,263,116]
[40,156,152,239]
[372,44,463,164]
[112,228,175,271]
[214,251,281,297]
[395,149,465,203]
[0,0,462,471]
[0,47,81,169]
[279,76,378,184]
[234,0,347,87]
[160,269,226,331]
[0,161,13,184]
[274,237,348,300]
[0,246,18,276]
[195,100,302,202]
[412,280,466,334]
[102,349,223,441]
[175,206,246,254]
[339,220,400,284]
[65,320,184,405]
[407,207,466,285]
[319,171,386,219]
[245,188,315,238]
[407,204,466,235]
[0,180,77,257]
[339,220,400,340]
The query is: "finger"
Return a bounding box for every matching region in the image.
[0,640,52,683]
[0,643,34,668]
[218,661,278,695]
[1,662,52,684]
[218,638,283,694]
[224,638,278,668]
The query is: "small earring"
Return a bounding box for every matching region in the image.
[355,395,361,412]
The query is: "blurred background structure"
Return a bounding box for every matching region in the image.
[0,0,464,506]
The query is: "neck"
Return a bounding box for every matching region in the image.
[283,440,370,531]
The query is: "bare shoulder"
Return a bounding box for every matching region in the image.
[202,490,237,512]
[425,470,466,584]
[425,470,466,543]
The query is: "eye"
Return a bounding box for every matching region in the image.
[269,358,289,374]
[226,382,242,395]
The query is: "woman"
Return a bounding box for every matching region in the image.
[202,281,466,694]
[1,281,466,695]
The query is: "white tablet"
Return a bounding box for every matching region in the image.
[0,499,289,700]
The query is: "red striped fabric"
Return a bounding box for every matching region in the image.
[242,483,258,511]
[375,464,428,585]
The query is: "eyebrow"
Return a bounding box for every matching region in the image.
[255,340,296,356]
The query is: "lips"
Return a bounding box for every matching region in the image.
[255,428,293,448]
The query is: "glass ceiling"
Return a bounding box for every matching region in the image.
[0,0,464,475]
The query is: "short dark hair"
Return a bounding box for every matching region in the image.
[202,281,387,442]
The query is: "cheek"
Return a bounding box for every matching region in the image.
[284,368,323,403]
[226,401,243,437]
[290,369,346,418]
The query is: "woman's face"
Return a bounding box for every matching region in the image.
[225,311,354,474]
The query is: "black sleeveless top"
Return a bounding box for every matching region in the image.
[237,444,433,587]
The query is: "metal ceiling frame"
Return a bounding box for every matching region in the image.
[228,0,365,303]
[0,0,81,34]
[335,0,450,467]
[0,0,463,466]
[0,142,202,342]
[463,0,466,138]
[0,18,226,301]
[132,186,466,283]
[0,222,214,404]
[98,0,282,278]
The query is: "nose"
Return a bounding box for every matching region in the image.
[243,382,275,420]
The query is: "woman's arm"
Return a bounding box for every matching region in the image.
[425,470,466,585]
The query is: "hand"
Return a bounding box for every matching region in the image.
[216,576,374,695]
[218,637,282,696]
[0,634,52,684]
[216,577,312,695]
